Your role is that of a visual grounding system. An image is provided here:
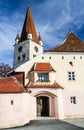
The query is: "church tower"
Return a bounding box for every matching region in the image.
[13,5,43,68]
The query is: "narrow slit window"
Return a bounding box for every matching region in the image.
[49,57,51,59]
[73,56,75,59]
[62,56,64,59]
[42,56,44,59]
[11,100,14,105]
[80,56,82,59]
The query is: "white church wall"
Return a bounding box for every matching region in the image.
[15,52,84,119]
[63,91,84,118]
[16,52,84,90]
[29,88,64,118]
[0,93,36,129]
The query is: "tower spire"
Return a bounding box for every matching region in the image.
[20,5,38,42]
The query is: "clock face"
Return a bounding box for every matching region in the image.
[18,46,23,53]
[34,46,38,52]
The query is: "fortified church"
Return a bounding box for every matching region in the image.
[0,5,84,129]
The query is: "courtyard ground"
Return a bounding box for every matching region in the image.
[5,118,84,130]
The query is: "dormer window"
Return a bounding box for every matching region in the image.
[38,73,49,82]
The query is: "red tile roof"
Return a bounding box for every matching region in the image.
[45,32,84,52]
[27,81,63,89]
[29,62,56,72]
[0,77,24,93]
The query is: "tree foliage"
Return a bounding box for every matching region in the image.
[0,63,13,77]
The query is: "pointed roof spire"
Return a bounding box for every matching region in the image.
[15,32,20,41]
[38,32,42,41]
[20,5,38,42]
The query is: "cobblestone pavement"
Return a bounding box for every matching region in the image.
[5,118,84,130]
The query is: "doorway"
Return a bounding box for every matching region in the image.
[37,96,49,117]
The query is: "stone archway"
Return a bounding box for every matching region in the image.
[37,96,49,117]
[32,91,56,117]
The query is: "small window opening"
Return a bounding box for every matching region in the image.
[49,57,51,59]
[11,100,14,105]
[73,56,75,59]
[18,56,20,61]
[70,97,76,104]
[33,54,36,57]
[22,54,26,60]
[42,56,44,59]
[62,56,64,59]
[80,56,82,59]
[69,61,73,66]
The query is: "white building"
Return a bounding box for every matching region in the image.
[0,5,84,129]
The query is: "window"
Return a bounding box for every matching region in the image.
[38,73,49,82]
[42,56,44,59]
[70,97,76,104]
[34,46,38,52]
[18,46,23,53]
[68,71,75,80]
[49,56,51,59]
[62,56,64,59]
[22,54,26,60]
[33,54,36,57]
[80,56,82,59]
[11,100,14,105]
[69,61,73,66]
[18,56,20,61]
[73,56,75,59]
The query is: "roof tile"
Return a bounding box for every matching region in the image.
[29,62,56,72]
[45,32,84,52]
[27,81,63,89]
[0,77,24,93]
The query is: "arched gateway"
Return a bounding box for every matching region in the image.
[37,96,49,117]
[32,91,56,117]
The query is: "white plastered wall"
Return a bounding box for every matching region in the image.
[15,52,84,118]
[0,93,36,129]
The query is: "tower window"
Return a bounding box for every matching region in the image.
[22,54,26,60]
[18,56,20,61]
[68,71,75,80]
[18,46,23,53]
[70,97,76,104]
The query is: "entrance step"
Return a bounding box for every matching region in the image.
[36,117,56,120]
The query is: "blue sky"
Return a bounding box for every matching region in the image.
[0,0,84,66]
